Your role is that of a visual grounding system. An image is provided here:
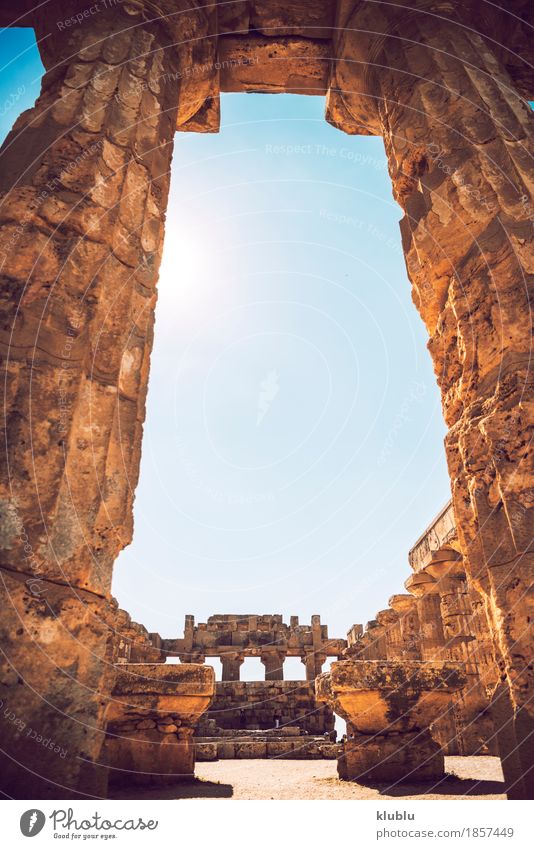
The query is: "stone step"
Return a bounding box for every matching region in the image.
[194,738,341,761]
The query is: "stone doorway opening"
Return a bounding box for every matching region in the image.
[0,2,532,800]
[103,89,437,770]
[111,91,446,642]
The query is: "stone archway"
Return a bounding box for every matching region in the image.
[0,0,532,799]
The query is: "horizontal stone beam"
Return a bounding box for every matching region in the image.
[219,35,331,94]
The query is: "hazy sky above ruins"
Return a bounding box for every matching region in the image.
[1,29,451,652]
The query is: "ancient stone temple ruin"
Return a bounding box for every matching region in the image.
[167,614,344,760]
[106,614,344,767]
[0,0,532,799]
[318,502,500,783]
[165,613,346,679]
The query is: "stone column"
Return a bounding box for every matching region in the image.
[102,663,214,786]
[375,609,401,660]
[221,652,244,681]
[388,594,422,659]
[303,650,316,680]
[361,620,388,660]
[405,571,446,661]
[405,570,459,754]
[261,650,286,681]
[302,649,327,680]
[0,2,212,799]
[330,0,534,798]
[427,556,497,755]
[346,623,363,648]
[317,660,466,783]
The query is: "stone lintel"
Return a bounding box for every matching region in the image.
[408,501,458,573]
[219,35,331,94]
[111,662,215,699]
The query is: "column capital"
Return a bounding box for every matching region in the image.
[388,594,417,614]
[261,650,286,681]
[221,652,244,681]
[375,609,399,627]
[327,0,507,137]
[405,571,440,598]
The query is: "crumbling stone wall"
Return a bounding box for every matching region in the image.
[164,613,346,680]
[207,680,334,736]
[112,604,164,665]
[346,503,498,757]
[102,662,214,786]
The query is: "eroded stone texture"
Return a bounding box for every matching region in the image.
[0,570,115,798]
[344,509,500,760]
[329,0,534,799]
[219,36,331,94]
[317,660,465,782]
[112,605,165,665]
[102,663,214,785]
[0,4,194,595]
[405,564,458,754]
[207,679,334,735]
[0,0,532,799]
[164,613,346,680]
[0,1,211,798]
[388,594,422,660]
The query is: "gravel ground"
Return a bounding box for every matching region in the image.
[110,756,506,800]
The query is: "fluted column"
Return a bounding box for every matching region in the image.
[405,570,458,754]
[261,650,286,681]
[0,2,210,799]
[427,556,497,755]
[405,572,447,661]
[302,649,327,680]
[388,594,422,659]
[375,609,402,660]
[221,652,244,682]
[330,0,533,797]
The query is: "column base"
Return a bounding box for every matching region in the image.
[0,570,114,799]
[101,663,214,788]
[339,731,445,783]
[105,727,195,787]
[491,684,534,800]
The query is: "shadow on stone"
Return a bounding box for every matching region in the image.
[108,778,234,800]
[367,774,506,798]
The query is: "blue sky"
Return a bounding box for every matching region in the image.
[1,29,451,659]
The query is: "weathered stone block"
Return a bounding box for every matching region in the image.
[235,741,267,758]
[103,663,214,785]
[217,741,236,759]
[0,572,115,799]
[318,660,465,783]
[194,742,218,761]
[339,732,444,782]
